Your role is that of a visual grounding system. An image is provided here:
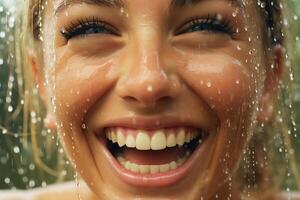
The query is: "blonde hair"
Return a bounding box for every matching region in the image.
[0,0,73,186]
[6,0,299,197]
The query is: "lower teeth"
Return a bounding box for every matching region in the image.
[116,151,191,174]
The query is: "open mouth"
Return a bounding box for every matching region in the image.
[105,127,204,173]
[96,126,208,186]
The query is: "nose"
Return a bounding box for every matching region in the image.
[116,40,180,108]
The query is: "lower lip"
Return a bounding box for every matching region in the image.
[97,133,208,187]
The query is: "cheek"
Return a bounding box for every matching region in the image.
[50,52,118,123]
[178,53,254,120]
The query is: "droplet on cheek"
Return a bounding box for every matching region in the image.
[206,81,212,88]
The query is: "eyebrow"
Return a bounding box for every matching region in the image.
[55,0,240,16]
[55,0,124,15]
[170,0,240,8]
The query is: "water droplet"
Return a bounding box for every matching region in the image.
[232,8,238,17]
[0,31,5,38]
[2,129,7,134]
[206,81,212,88]
[13,146,20,154]
[216,13,223,21]
[147,84,153,92]
[7,105,13,112]
[294,15,298,21]
[29,180,36,187]
[4,177,10,184]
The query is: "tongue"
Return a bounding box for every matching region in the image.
[122,147,185,165]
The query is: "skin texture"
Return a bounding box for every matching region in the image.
[30,0,283,199]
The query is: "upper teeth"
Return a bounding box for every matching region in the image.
[105,128,199,150]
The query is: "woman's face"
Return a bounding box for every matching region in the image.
[41,0,269,199]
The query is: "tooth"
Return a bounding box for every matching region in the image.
[170,161,177,170]
[117,156,125,163]
[185,132,191,143]
[111,131,117,143]
[117,130,126,147]
[130,163,139,173]
[192,132,198,140]
[185,151,191,157]
[189,132,193,140]
[150,165,159,174]
[136,131,151,150]
[125,161,131,170]
[177,158,184,166]
[126,135,135,148]
[167,134,176,147]
[159,164,170,173]
[177,156,187,166]
[106,131,112,140]
[177,129,185,146]
[151,130,166,150]
[139,165,150,174]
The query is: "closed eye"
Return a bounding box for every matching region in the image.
[61,17,120,41]
[175,14,235,36]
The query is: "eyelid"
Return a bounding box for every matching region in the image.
[60,17,120,40]
[174,14,235,36]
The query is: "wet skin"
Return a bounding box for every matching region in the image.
[38,0,277,199]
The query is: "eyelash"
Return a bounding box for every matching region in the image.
[61,17,119,40]
[175,14,235,36]
[61,14,234,40]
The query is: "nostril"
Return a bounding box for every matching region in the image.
[122,95,172,106]
[123,96,139,103]
[157,96,173,104]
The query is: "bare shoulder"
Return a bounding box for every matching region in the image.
[274,191,300,200]
[0,181,97,200]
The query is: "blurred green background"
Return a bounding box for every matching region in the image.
[0,0,300,190]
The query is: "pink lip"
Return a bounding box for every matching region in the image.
[96,116,207,132]
[95,117,210,187]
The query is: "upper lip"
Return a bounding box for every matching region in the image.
[95,115,209,133]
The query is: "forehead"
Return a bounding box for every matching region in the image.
[53,0,246,14]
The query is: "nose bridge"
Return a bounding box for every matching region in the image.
[117,25,178,107]
[136,23,163,71]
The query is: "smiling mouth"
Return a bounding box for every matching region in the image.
[95,123,210,187]
[104,127,205,174]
